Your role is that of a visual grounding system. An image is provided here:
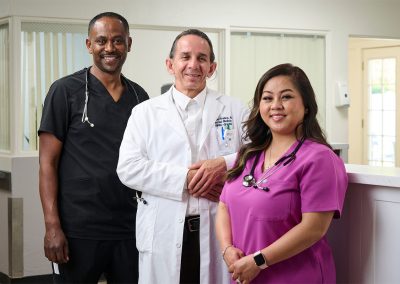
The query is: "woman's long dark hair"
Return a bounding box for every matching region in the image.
[227,63,331,180]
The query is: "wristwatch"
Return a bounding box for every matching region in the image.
[253,250,268,269]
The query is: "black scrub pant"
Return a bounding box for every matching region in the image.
[53,238,138,284]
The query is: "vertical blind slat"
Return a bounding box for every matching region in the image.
[21,23,90,151]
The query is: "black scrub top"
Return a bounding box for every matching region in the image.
[39,68,149,239]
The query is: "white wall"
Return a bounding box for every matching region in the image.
[0,0,9,15]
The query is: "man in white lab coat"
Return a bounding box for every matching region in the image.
[117,29,248,284]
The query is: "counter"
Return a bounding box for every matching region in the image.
[328,164,400,284]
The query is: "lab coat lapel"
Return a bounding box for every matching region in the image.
[155,91,188,140]
[200,90,224,150]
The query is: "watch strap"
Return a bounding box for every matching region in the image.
[253,250,268,269]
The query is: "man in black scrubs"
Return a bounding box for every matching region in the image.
[38,12,148,283]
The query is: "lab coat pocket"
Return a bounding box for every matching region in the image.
[136,200,157,253]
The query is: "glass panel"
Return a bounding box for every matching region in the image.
[370,84,382,95]
[21,22,90,151]
[0,23,10,151]
[382,136,395,163]
[368,110,382,136]
[368,59,382,84]
[382,161,395,167]
[383,86,395,110]
[369,135,382,162]
[382,110,395,136]
[370,160,382,166]
[383,58,396,84]
[367,56,396,167]
[369,87,382,110]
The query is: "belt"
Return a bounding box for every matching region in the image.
[185,215,200,232]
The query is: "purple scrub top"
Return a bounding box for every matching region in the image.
[220,139,348,283]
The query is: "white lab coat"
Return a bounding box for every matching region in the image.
[117,87,248,284]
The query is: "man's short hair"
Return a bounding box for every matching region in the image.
[169,29,215,62]
[88,12,130,35]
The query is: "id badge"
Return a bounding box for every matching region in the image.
[216,123,235,155]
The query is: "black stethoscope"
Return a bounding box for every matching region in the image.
[81,67,140,127]
[242,136,305,191]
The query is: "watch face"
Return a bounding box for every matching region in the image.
[254,252,265,266]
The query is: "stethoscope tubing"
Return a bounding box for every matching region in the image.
[242,136,305,189]
[81,66,141,128]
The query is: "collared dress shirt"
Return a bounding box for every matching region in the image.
[172,87,206,216]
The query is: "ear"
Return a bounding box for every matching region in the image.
[127,36,132,52]
[165,58,175,75]
[207,62,217,78]
[86,38,93,54]
[305,108,309,114]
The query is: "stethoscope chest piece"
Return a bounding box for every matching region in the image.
[242,174,255,187]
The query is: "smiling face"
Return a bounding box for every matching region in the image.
[166,34,216,98]
[86,16,132,75]
[259,75,306,138]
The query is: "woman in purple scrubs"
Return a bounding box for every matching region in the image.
[216,63,348,284]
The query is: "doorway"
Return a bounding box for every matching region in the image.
[348,37,400,166]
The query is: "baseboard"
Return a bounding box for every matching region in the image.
[0,272,53,284]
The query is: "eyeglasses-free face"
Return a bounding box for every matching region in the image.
[259,75,306,139]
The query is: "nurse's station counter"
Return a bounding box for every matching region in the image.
[328,164,400,284]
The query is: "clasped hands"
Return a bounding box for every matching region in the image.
[186,157,226,202]
[223,246,261,284]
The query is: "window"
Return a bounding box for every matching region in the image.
[0,23,9,151]
[230,31,326,127]
[21,22,90,151]
[363,46,400,167]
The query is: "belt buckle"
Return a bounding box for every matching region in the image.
[187,216,200,232]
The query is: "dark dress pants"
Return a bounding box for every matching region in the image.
[179,216,200,284]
